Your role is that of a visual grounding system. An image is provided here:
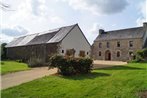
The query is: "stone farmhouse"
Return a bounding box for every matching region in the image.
[6,24,91,62]
[92,23,147,61]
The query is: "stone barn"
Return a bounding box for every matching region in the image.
[92,22,147,61]
[6,24,91,62]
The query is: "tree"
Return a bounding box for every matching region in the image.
[1,43,7,60]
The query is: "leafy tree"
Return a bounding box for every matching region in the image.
[1,43,7,60]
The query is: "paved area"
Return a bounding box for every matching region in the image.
[93,60,127,69]
[1,67,57,90]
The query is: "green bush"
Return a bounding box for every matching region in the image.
[135,48,147,62]
[49,55,93,76]
[16,60,23,63]
[27,58,44,67]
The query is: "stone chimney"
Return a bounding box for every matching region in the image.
[99,29,105,35]
[143,22,147,29]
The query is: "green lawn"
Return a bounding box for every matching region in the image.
[1,63,147,98]
[1,61,30,74]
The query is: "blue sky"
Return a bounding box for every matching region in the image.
[0,0,147,44]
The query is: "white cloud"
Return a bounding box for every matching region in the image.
[0,25,29,43]
[62,0,128,15]
[0,33,14,43]
[1,25,28,37]
[7,0,65,31]
[50,16,65,23]
[1,0,65,43]
[86,23,104,44]
[89,23,104,34]
[136,0,147,26]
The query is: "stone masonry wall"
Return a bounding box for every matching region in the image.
[92,38,143,61]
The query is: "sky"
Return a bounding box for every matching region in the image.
[0,0,147,44]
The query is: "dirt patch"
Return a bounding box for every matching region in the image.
[138,90,147,98]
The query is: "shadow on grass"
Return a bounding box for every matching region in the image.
[96,66,144,70]
[61,72,110,80]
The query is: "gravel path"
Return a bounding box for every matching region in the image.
[1,67,57,90]
[93,60,127,69]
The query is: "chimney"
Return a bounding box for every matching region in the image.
[99,29,105,35]
[143,22,147,29]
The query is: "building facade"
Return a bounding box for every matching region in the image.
[92,23,147,61]
[6,24,91,62]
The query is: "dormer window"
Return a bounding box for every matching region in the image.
[117,41,120,47]
[129,41,133,47]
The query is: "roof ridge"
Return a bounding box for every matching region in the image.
[105,26,143,33]
[14,24,78,38]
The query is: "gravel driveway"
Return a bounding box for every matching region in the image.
[1,67,57,90]
[93,60,127,69]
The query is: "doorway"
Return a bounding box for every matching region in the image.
[105,50,111,60]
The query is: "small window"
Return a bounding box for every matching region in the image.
[99,43,102,48]
[129,51,133,56]
[62,50,64,53]
[99,51,101,56]
[107,42,110,48]
[87,52,89,55]
[79,50,85,57]
[66,49,75,57]
[129,41,133,47]
[117,42,120,47]
[117,51,120,57]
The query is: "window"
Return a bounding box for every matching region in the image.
[62,50,64,53]
[87,52,89,55]
[107,42,110,48]
[99,43,102,48]
[117,51,120,57]
[129,51,133,56]
[129,41,133,47]
[79,50,85,57]
[66,49,75,57]
[117,41,120,47]
[99,51,101,56]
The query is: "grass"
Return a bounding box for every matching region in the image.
[1,61,30,75]
[1,63,147,98]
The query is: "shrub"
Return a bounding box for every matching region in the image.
[16,60,23,63]
[27,58,44,67]
[135,48,147,62]
[49,55,93,76]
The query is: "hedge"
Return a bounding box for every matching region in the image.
[49,55,93,76]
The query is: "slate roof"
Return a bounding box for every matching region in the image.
[95,27,146,41]
[6,24,76,47]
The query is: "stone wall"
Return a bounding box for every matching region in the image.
[6,43,59,62]
[45,43,59,61]
[92,38,143,61]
